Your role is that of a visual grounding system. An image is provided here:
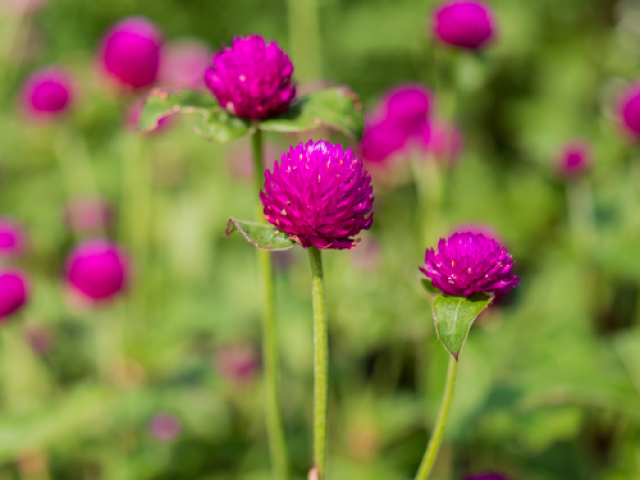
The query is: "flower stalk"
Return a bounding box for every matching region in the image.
[251,129,289,480]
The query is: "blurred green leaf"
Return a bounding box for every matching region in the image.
[139,89,252,143]
[223,218,296,251]
[433,294,493,360]
[259,87,364,139]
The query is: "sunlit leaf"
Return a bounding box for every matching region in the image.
[223,218,296,251]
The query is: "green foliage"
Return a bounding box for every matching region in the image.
[223,218,296,251]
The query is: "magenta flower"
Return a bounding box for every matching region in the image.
[150,413,181,441]
[159,39,211,91]
[21,68,73,118]
[360,120,409,165]
[261,140,374,250]
[557,141,591,178]
[65,240,129,302]
[378,84,432,136]
[0,218,26,257]
[99,17,163,90]
[432,1,496,50]
[0,270,29,322]
[214,343,260,384]
[421,120,463,163]
[204,35,296,120]
[465,474,511,480]
[619,83,640,138]
[420,232,520,296]
[64,197,113,235]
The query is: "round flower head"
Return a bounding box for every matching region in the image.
[65,240,129,302]
[150,413,181,441]
[619,83,640,138]
[0,270,29,322]
[432,1,495,50]
[361,120,409,165]
[158,39,211,91]
[420,232,520,296]
[557,141,591,179]
[21,68,73,118]
[261,140,374,250]
[0,218,26,257]
[99,17,163,90]
[421,120,463,163]
[378,84,432,136]
[204,35,296,120]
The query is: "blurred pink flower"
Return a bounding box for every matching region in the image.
[421,120,463,163]
[214,343,259,384]
[20,68,73,119]
[150,413,181,441]
[556,141,591,179]
[158,39,211,91]
[375,84,433,136]
[619,83,640,139]
[64,197,113,235]
[0,218,26,257]
[360,120,408,165]
[0,270,29,322]
[432,0,496,50]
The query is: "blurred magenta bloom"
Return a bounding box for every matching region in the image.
[421,120,463,163]
[360,120,408,165]
[65,240,129,302]
[0,270,29,322]
[126,96,172,133]
[0,218,26,257]
[20,68,73,118]
[24,325,53,355]
[432,0,495,50]
[159,39,211,91]
[420,232,520,296]
[557,141,591,178]
[465,474,511,480]
[619,83,640,138]
[204,35,296,120]
[378,84,433,136]
[64,197,112,235]
[99,17,163,90]
[214,344,259,384]
[150,413,181,441]
[261,140,374,250]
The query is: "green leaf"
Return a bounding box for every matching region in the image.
[138,88,252,143]
[223,218,295,251]
[420,278,440,295]
[259,87,364,140]
[433,294,493,360]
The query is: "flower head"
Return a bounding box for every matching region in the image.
[360,120,409,165]
[557,141,591,178]
[150,414,181,441]
[0,218,26,257]
[214,343,260,384]
[377,84,433,136]
[65,240,129,302]
[261,140,374,250]
[99,17,163,90]
[420,232,520,296]
[204,35,296,120]
[21,68,73,118]
[432,1,495,50]
[159,39,211,91]
[619,83,640,138]
[421,120,463,163]
[0,270,29,322]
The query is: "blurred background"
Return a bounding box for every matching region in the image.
[1,0,640,479]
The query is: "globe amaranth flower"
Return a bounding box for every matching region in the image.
[65,240,129,301]
[360,120,410,165]
[432,1,496,50]
[158,39,211,91]
[420,232,520,296]
[261,140,374,250]
[99,17,163,90]
[0,270,29,322]
[421,120,463,163]
[557,141,591,179]
[21,68,73,118]
[204,35,296,120]
[619,83,640,138]
[0,218,26,257]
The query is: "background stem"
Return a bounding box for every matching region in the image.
[307,245,328,480]
[414,355,458,480]
[251,130,289,480]
[287,0,322,83]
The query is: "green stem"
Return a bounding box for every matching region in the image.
[307,245,328,480]
[251,129,289,480]
[414,356,458,480]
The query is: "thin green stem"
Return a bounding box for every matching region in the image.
[414,356,458,480]
[307,245,328,480]
[251,129,289,480]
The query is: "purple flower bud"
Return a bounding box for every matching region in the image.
[360,120,409,165]
[20,68,73,118]
[0,218,26,257]
[421,120,463,163]
[377,84,433,136]
[65,240,129,302]
[261,140,375,250]
[214,343,259,384]
[619,83,640,138]
[465,474,511,480]
[158,39,211,91]
[0,270,29,322]
[432,1,496,50]
[556,141,591,179]
[149,413,181,441]
[99,17,163,90]
[63,197,113,235]
[204,35,296,120]
[420,232,520,296]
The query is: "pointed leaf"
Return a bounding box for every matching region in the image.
[433,294,493,360]
[224,218,295,251]
[138,88,252,143]
[259,87,364,140]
